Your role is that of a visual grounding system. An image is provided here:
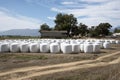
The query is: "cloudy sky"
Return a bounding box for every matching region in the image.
[0,0,120,31]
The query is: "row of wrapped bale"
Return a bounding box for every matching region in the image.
[0,39,119,53]
[0,39,119,45]
[60,43,100,53]
[0,42,58,53]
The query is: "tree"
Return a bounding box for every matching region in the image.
[40,23,51,31]
[54,13,77,36]
[88,26,98,37]
[78,23,89,37]
[96,23,112,36]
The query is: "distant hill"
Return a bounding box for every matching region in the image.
[0,29,40,36]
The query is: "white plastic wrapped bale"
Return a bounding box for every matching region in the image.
[71,44,80,53]
[0,43,9,53]
[50,43,60,53]
[60,42,66,52]
[93,44,100,52]
[84,44,93,53]
[95,42,103,48]
[40,43,50,53]
[29,43,39,53]
[10,43,20,53]
[110,40,116,44]
[80,43,84,52]
[20,43,29,53]
[116,40,120,44]
[103,42,110,49]
[62,44,72,54]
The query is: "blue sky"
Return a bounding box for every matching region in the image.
[0,0,120,31]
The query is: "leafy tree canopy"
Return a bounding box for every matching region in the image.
[95,23,112,36]
[40,23,51,31]
[54,13,77,31]
[78,23,89,37]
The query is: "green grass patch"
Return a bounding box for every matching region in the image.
[0,54,48,60]
[15,54,48,60]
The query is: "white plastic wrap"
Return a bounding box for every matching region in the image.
[29,43,39,53]
[0,43,9,52]
[116,40,120,44]
[10,43,20,52]
[40,43,50,53]
[50,43,60,53]
[20,43,29,53]
[103,42,110,49]
[61,44,72,54]
[93,44,100,52]
[84,44,93,53]
[80,44,84,52]
[71,44,80,53]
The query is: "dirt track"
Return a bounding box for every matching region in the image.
[0,51,120,80]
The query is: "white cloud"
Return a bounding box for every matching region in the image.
[0,8,42,31]
[47,16,55,20]
[61,1,76,5]
[51,7,63,13]
[80,0,110,3]
[51,0,120,27]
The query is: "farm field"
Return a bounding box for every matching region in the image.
[0,44,120,80]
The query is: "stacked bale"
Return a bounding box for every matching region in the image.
[61,44,72,54]
[10,43,20,52]
[71,44,80,53]
[50,43,60,53]
[40,43,50,53]
[84,43,93,53]
[0,39,119,53]
[80,43,84,52]
[0,43,9,53]
[116,40,120,44]
[103,42,110,49]
[93,43,100,52]
[20,43,29,53]
[29,43,39,53]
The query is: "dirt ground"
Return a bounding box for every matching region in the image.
[0,44,119,71]
[0,44,120,80]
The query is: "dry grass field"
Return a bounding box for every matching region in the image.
[0,44,120,80]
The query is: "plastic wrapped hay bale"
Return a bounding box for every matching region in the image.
[71,44,80,53]
[60,42,67,52]
[62,44,72,54]
[93,43,100,52]
[29,43,39,53]
[40,43,50,53]
[20,43,29,53]
[95,42,103,48]
[103,42,110,49]
[50,43,60,53]
[10,43,20,52]
[80,43,84,52]
[116,40,120,44]
[84,43,93,53]
[0,43,9,53]
[110,40,116,44]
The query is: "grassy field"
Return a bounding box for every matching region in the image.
[31,63,120,80]
[0,44,119,71]
[0,44,120,80]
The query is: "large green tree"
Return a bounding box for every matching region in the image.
[54,13,77,36]
[78,23,89,37]
[96,23,112,36]
[40,23,51,31]
[88,26,98,37]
